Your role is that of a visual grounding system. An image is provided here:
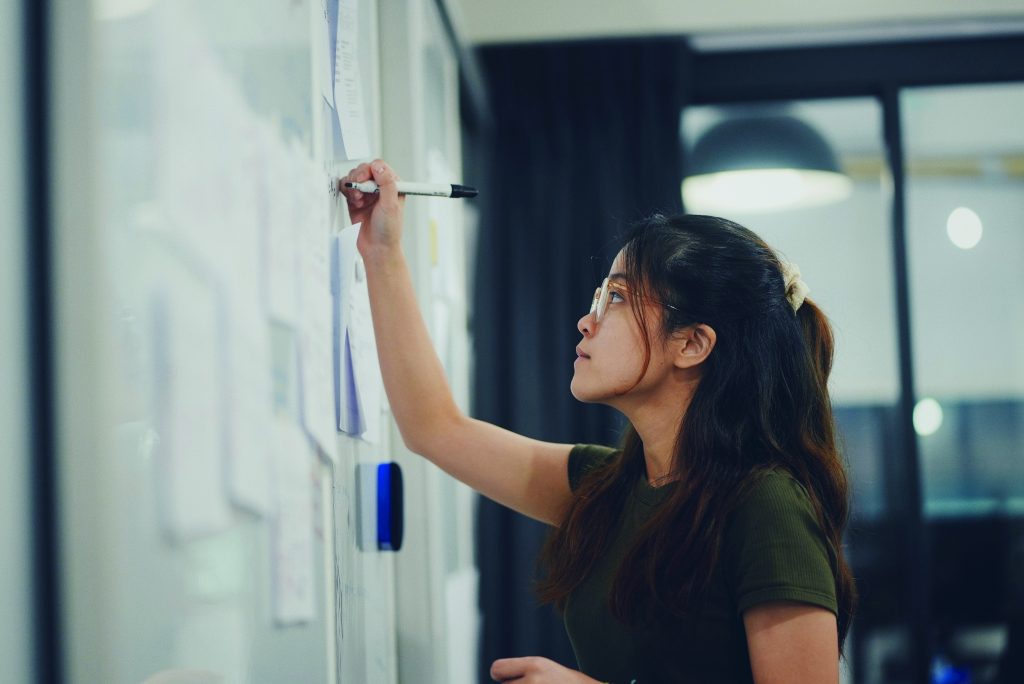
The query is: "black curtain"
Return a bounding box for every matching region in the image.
[469,38,692,681]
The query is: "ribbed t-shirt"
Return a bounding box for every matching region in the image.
[563,444,839,684]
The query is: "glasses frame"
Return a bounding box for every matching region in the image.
[589,277,679,324]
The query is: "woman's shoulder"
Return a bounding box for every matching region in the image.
[727,466,838,569]
[728,466,822,536]
[568,444,620,492]
[724,466,840,614]
[737,466,814,508]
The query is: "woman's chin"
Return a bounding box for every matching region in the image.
[570,377,600,403]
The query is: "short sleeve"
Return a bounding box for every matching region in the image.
[567,444,619,493]
[724,470,839,616]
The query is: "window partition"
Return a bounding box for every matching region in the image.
[903,82,1024,682]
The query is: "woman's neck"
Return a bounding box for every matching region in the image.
[626,386,695,485]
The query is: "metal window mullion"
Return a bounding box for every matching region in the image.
[881,85,930,684]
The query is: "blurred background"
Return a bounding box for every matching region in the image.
[463,4,1024,684]
[3,1,1024,683]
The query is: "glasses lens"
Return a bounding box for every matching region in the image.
[595,278,609,322]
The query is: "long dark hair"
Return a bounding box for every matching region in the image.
[537,214,857,649]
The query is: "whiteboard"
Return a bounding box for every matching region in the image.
[50,0,476,681]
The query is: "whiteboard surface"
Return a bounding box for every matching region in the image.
[65,0,396,681]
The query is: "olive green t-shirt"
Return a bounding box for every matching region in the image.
[563,444,839,684]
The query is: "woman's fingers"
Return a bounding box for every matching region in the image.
[353,162,373,182]
[368,159,398,185]
[339,163,374,196]
[369,159,399,202]
[490,656,541,681]
[340,162,382,219]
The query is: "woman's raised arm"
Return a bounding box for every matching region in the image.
[339,160,575,526]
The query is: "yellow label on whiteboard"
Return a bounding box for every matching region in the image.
[429,219,439,266]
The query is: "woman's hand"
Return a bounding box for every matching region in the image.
[490,656,603,683]
[338,158,405,258]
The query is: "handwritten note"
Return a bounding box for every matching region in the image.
[334,0,371,160]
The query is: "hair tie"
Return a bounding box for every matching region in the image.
[780,261,810,313]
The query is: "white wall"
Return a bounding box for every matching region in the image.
[451,0,1024,45]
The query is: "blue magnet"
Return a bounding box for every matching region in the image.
[376,463,403,551]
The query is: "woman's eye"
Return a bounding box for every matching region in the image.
[609,290,625,303]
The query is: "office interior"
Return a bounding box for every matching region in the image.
[3,1,1024,683]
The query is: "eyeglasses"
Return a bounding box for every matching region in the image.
[589,277,679,323]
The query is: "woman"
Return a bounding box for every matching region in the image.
[341,160,855,684]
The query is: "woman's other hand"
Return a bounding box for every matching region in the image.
[338,158,405,257]
[490,656,603,683]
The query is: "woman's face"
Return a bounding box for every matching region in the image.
[571,251,676,405]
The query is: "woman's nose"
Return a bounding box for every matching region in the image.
[578,311,595,336]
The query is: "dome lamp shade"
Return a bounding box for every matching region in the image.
[682,115,853,214]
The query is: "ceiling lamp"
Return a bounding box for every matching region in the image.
[682,115,853,214]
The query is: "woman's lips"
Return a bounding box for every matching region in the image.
[575,346,590,365]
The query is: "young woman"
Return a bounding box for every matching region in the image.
[341,160,855,684]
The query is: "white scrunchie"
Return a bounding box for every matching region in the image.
[780,261,810,313]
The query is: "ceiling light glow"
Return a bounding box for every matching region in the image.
[682,169,853,214]
[913,398,944,437]
[946,207,983,250]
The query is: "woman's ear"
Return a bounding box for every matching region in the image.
[674,323,716,369]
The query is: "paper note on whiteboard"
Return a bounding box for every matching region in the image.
[262,135,302,327]
[270,419,316,625]
[223,298,274,516]
[331,224,383,443]
[320,0,339,104]
[334,0,371,160]
[297,161,338,460]
[150,262,232,540]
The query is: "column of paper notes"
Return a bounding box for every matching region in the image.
[148,3,353,628]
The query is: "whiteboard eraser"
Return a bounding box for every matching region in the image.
[355,462,404,552]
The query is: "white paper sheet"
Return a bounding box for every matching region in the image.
[331,224,383,443]
[216,122,274,515]
[319,0,339,104]
[262,137,302,326]
[332,227,360,435]
[347,256,383,443]
[222,298,273,515]
[151,264,232,540]
[153,4,250,270]
[299,292,337,459]
[270,419,317,625]
[333,0,371,160]
[445,568,481,684]
[297,162,338,459]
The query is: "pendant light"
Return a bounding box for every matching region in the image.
[682,115,853,214]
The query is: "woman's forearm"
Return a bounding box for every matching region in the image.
[361,244,460,453]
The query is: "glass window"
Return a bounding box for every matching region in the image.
[903,82,1024,681]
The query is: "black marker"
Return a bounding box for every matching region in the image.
[342,180,478,198]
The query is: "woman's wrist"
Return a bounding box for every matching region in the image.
[358,241,403,266]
